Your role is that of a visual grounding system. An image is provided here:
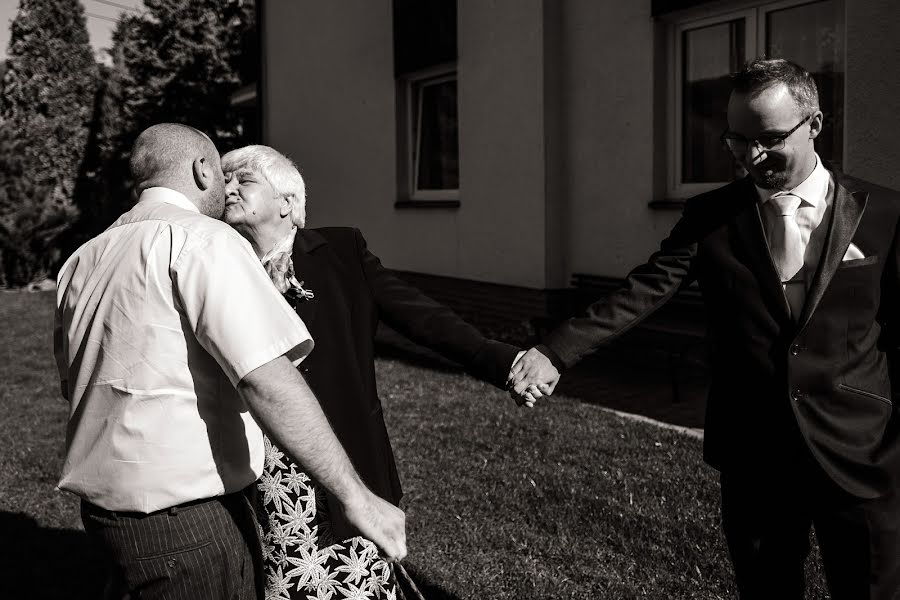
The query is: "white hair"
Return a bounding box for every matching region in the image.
[221,145,307,227]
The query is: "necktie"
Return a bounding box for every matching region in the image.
[768,193,804,318]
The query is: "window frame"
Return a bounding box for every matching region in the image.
[399,63,460,202]
[665,0,845,199]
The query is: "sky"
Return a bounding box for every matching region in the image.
[0,0,145,63]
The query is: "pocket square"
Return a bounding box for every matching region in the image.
[842,243,865,261]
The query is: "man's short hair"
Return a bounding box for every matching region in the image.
[732,58,820,115]
[130,123,218,185]
[221,145,307,228]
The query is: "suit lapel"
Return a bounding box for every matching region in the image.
[290,229,329,325]
[732,178,793,323]
[797,178,868,329]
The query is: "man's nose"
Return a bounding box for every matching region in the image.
[748,140,767,165]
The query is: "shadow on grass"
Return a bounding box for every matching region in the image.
[397,563,462,600]
[0,511,105,600]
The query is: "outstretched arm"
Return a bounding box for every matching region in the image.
[355,229,520,391]
[509,202,703,394]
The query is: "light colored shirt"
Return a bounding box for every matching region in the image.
[54,187,314,512]
[757,154,833,314]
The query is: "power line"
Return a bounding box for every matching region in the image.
[85,11,119,23]
[90,0,141,12]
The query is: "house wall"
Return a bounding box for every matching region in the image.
[262,0,900,297]
[843,0,900,190]
[263,0,556,289]
[454,0,550,289]
[262,1,400,254]
[557,1,678,279]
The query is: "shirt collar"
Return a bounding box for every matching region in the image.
[757,153,829,209]
[139,187,200,213]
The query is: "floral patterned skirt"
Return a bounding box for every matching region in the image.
[256,436,397,600]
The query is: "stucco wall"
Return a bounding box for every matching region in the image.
[262,0,898,291]
[454,0,549,288]
[844,0,900,190]
[262,1,402,257]
[263,0,553,288]
[558,1,678,280]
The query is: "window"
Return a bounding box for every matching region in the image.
[401,66,459,201]
[667,0,844,198]
[393,0,458,204]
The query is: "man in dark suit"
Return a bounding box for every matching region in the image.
[221,145,528,598]
[509,58,900,598]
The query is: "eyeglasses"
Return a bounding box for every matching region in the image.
[720,114,812,154]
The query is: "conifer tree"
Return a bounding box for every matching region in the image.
[1,0,97,205]
[0,0,96,285]
[90,0,256,222]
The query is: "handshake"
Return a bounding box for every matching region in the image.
[506,347,561,408]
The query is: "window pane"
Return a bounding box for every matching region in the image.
[682,19,745,183]
[393,0,457,76]
[416,78,459,190]
[767,0,844,169]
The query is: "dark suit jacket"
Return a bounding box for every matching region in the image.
[289,227,519,533]
[540,166,900,499]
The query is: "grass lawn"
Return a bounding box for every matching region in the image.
[1,290,829,599]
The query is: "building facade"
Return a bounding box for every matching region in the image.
[258,0,900,330]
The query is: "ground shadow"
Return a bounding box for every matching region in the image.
[375,323,710,429]
[0,511,105,600]
[397,563,463,600]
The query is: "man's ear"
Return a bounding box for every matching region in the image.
[808,110,824,140]
[193,157,210,191]
[280,194,294,218]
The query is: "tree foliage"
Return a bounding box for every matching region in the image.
[0,0,97,285]
[0,0,258,286]
[1,0,97,203]
[0,126,74,285]
[86,0,257,229]
[110,0,255,150]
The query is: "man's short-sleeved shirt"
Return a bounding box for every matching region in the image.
[54,187,313,512]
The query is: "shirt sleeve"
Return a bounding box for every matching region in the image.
[172,228,314,387]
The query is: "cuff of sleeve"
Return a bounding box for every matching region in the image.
[230,335,314,387]
[535,344,567,374]
[469,340,521,389]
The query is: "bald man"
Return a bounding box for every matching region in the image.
[54,124,406,600]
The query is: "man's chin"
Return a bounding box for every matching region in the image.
[750,167,787,190]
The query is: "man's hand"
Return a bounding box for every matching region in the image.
[507,349,557,407]
[508,347,560,403]
[339,489,407,562]
[508,350,535,407]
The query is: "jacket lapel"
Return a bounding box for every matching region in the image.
[290,229,329,325]
[797,176,868,329]
[732,178,793,323]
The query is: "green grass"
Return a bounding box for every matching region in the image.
[0,290,829,599]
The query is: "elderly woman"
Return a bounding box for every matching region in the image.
[221,145,524,599]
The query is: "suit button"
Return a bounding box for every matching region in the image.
[791,389,803,401]
[790,344,801,356]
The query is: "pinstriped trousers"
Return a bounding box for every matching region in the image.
[81,492,262,600]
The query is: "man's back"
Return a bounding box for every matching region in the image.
[54,188,281,512]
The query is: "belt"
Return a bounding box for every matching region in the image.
[82,490,244,520]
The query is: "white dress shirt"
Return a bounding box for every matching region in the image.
[757,154,833,316]
[54,187,314,512]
